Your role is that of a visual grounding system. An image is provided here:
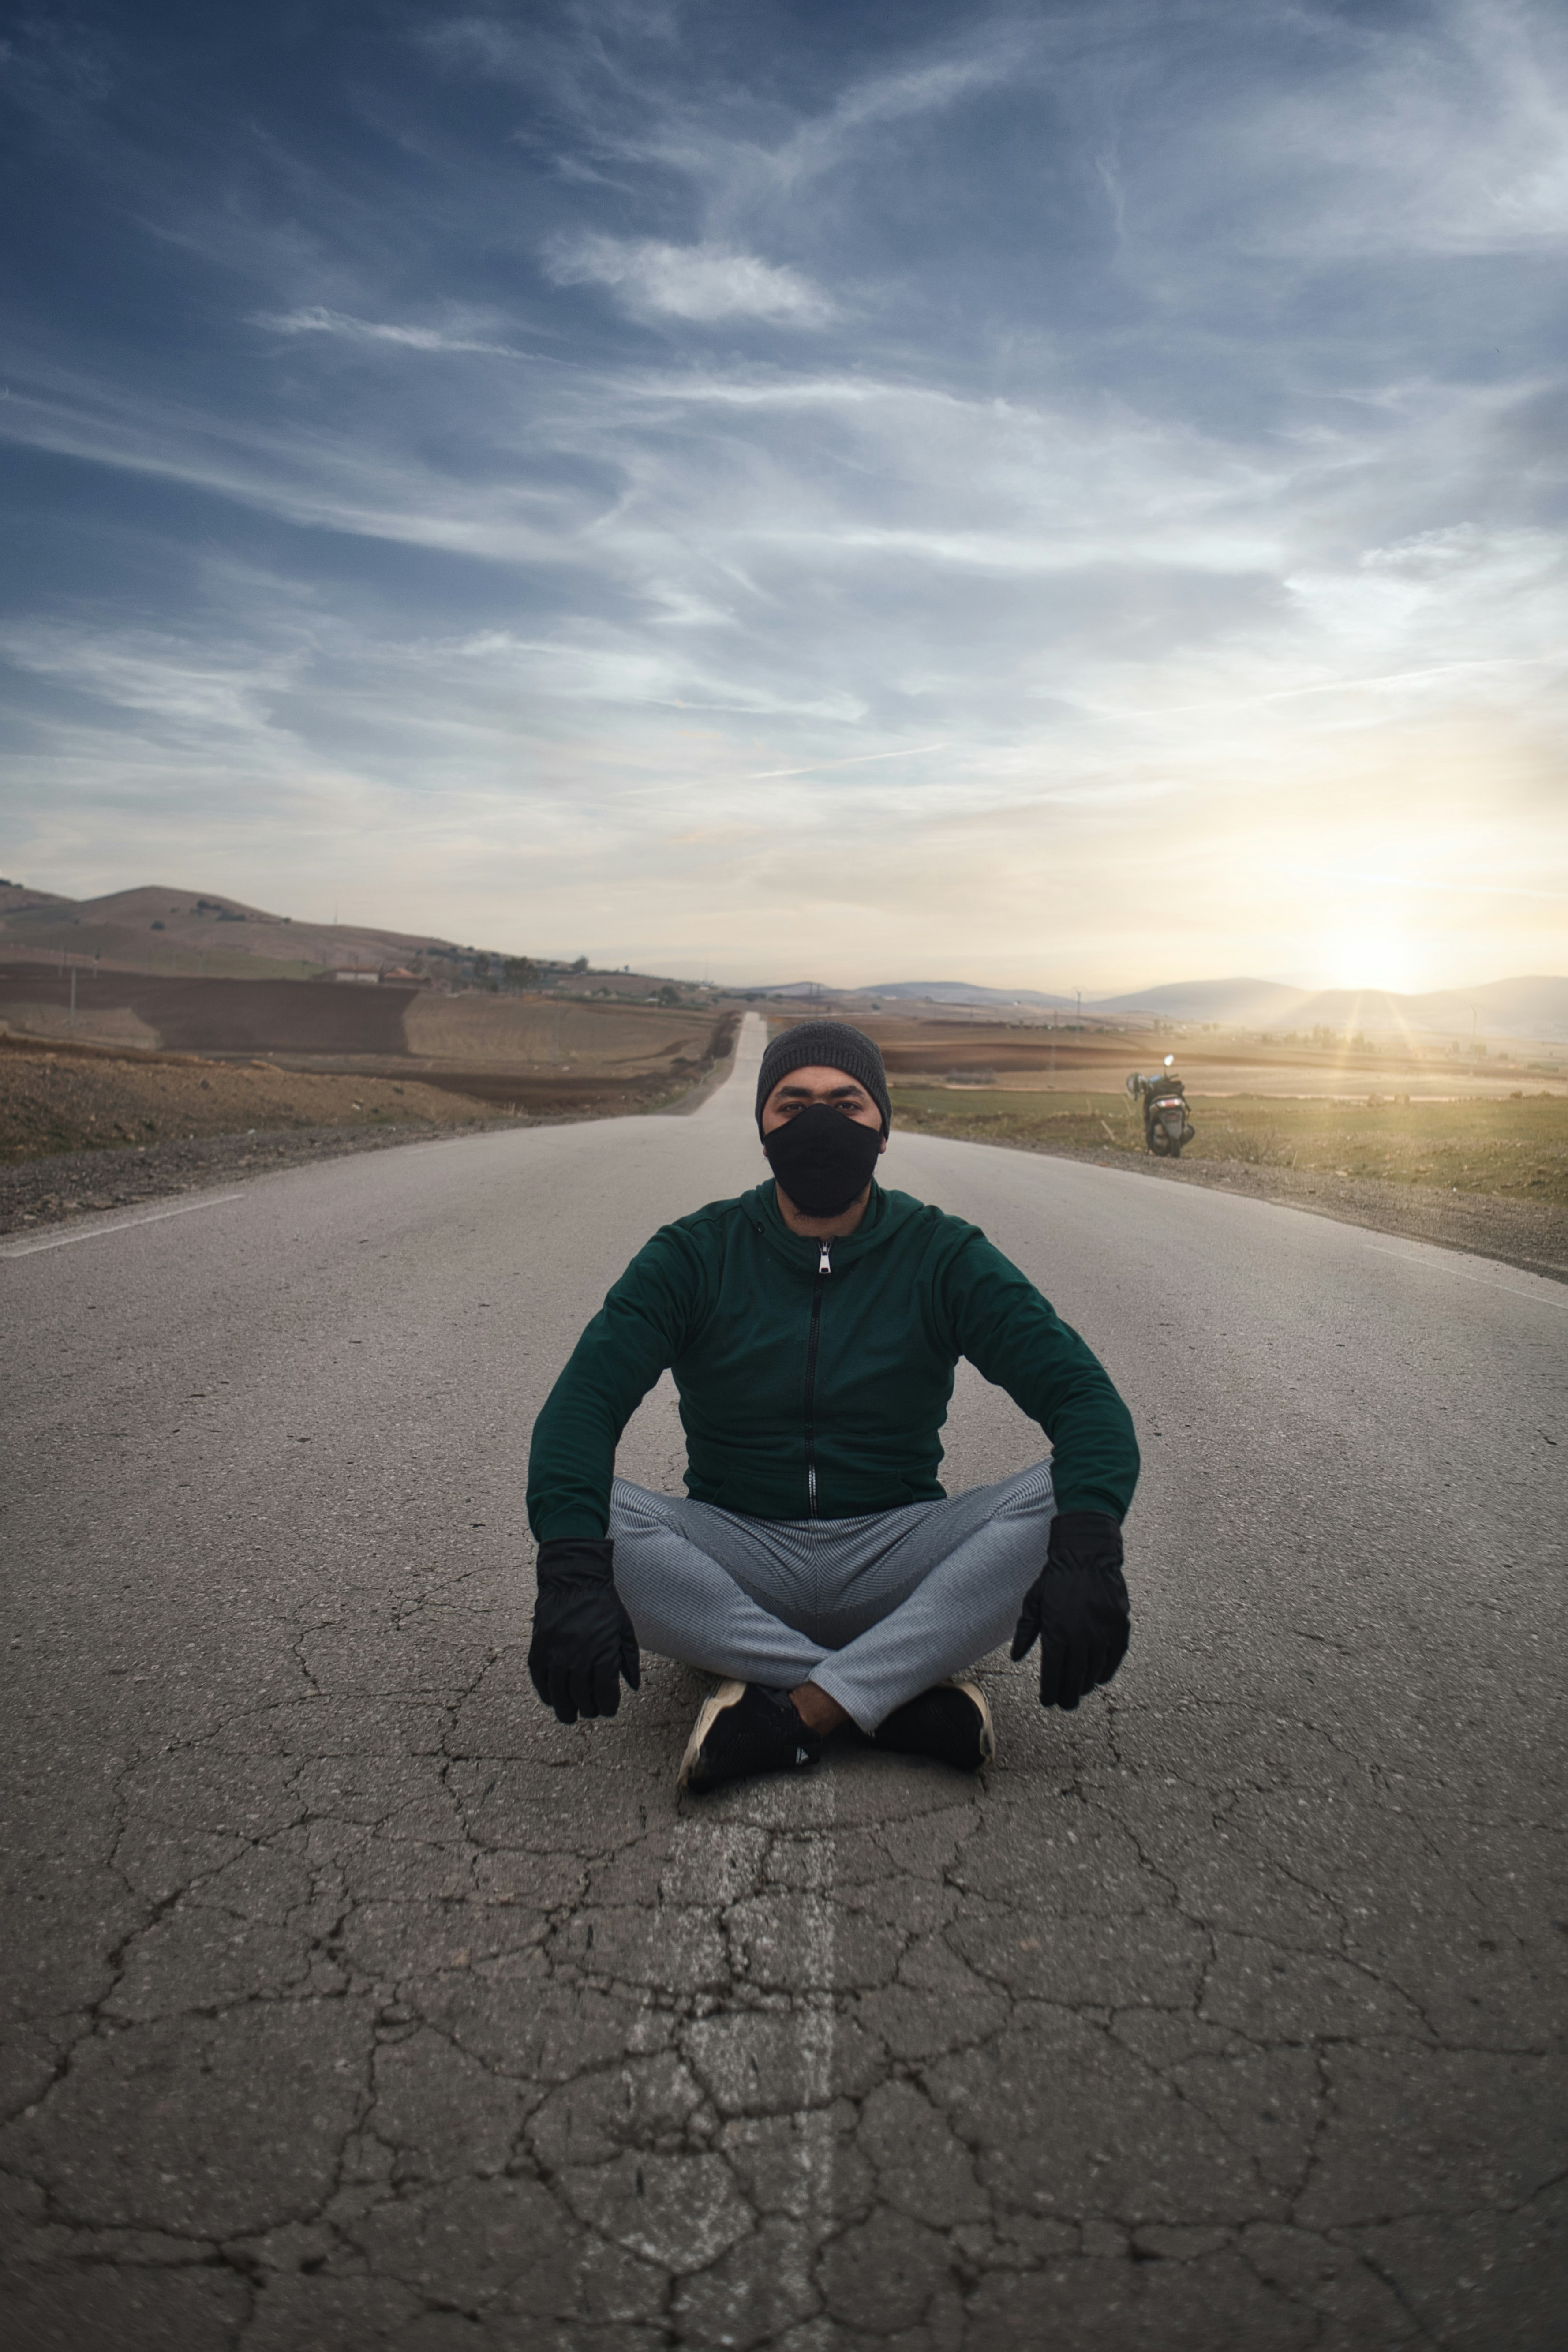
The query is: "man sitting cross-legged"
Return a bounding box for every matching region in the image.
[525,1019,1139,1793]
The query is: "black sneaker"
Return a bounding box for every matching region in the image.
[678,1680,823,1795]
[874,1678,994,1771]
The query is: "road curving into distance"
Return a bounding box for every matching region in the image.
[2,1015,1563,2348]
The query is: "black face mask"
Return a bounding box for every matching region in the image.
[762,1104,884,1217]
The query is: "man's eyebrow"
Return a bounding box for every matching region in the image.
[775,1079,869,1095]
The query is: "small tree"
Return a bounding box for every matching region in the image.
[505,957,538,990]
[570,955,589,974]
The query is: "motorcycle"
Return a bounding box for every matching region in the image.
[1126,1057,1195,1159]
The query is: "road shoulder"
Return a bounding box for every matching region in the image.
[932,1132,1568,1285]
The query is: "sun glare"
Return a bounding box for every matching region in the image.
[1318,927,1423,995]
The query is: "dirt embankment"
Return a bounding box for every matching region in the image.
[0,1042,499,1163]
[0,1043,509,1235]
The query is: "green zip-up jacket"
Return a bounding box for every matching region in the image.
[526,1180,1138,1540]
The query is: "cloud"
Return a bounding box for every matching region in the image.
[543,235,834,325]
[1174,0,1568,260]
[253,307,525,356]
[4,1,1566,989]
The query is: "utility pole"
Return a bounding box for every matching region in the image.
[69,965,77,1026]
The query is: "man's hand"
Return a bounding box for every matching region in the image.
[1010,1511,1130,1710]
[528,1538,641,1724]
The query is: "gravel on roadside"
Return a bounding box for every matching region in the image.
[0,1117,528,1236]
[972,1133,1568,1284]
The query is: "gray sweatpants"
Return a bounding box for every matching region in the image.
[608,1461,1055,1731]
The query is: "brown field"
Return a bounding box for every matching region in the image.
[0,998,738,1169]
[0,965,415,1056]
[891,1086,1568,1205]
[0,966,734,1112]
[403,992,719,1072]
[842,1011,1564,1103]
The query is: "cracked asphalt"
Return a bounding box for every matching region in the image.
[2,1016,1564,2349]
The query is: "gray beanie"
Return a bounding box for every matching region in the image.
[755,1020,892,1136]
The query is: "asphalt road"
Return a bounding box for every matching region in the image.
[2,1016,1564,2352]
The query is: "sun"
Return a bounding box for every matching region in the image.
[1318,925,1424,995]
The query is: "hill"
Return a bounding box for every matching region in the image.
[861,981,1077,1009]
[1093,975,1568,1041]
[5,877,1562,1039]
[0,882,488,984]
[1090,978,1306,1025]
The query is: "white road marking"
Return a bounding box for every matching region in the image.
[1365,1242,1568,1311]
[749,1772,837,2341]
[0,1192,246,1260]
[664,1766,837,2335]
[786,1775,839,2352]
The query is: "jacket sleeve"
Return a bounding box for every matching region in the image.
[943,1233,1140,1521]
[526,1228,704,1541]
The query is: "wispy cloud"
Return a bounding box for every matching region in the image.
[1153,0,1568,261]
[543,235,834,325]
[1,1,1564,988]
[253,307,527,356]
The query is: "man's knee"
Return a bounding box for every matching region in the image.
[983,1460,1056,1524]
[608,1479,694,1540]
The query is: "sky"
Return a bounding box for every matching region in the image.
[1,0,1565,993]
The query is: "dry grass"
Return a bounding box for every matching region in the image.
[891,1086,1568,1204]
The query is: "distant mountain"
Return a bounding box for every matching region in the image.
[1383,977,1568,1038]
[1093,974,1568,1041]
[861,981,1078,1008]
[741,982,841,999]
[742,970,1568,1037]
[746,980,1077,1007]
[1089,978,1306,1025]
[1278,981,1568,1044]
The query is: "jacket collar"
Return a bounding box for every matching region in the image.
[741,1179,916,1271]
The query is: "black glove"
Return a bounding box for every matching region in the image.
[528,1538,641,1724]
[1010,1511,1130,1711]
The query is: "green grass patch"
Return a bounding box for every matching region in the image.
[890,1086,1568,1204]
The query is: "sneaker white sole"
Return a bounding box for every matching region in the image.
[677,1679,748,1791]
[946,1677,996,1767]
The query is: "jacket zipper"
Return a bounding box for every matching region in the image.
[803,1239,831,1517]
